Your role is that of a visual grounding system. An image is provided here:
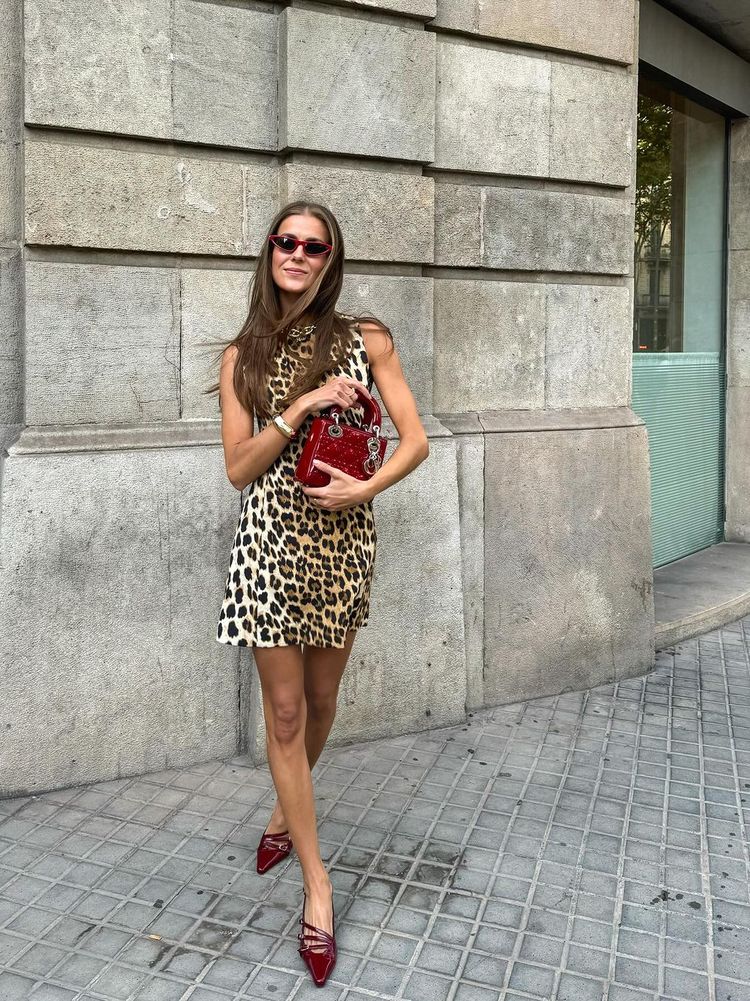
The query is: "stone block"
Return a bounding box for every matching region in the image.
[433,279,546,411]
[435,416,485,709]
[483,419,654,706]
[0,248,22,427]
[434,40,550,177]
[434,183,482,267]
[726,385,750,542]
[432,0,635,65]
[283,161,434,263]
[318,0,436,16]
[484,188,632,273]
[181,268,254,422]
[435,184,632,274]
[730,114,750,164]
[550,61,634,186]
[545,283,632,408]
[24,0,173,138]
[728,295,750,388]
[247,418,467,758]
[337,273,434,413]
[434,279,631,412]
[25,262,180,426]
[0,0,22,244]
[24,0,278,151]
[172,1,277,150]
[730,162,750,251]
[728,250,750,305]
[0,444,242,796]
[25,140,278,256]
[282,7,435,162]
[434,39,633,186]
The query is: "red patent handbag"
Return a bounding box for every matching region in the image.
[294,383,388,487]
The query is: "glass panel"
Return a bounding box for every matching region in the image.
[634,78,725,354]
[632,75,727,568]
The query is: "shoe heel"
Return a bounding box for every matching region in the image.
[298,887,337,987]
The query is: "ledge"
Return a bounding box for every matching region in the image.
[436,407,645,434]
[4,413,454,455]
[654,542,750,649]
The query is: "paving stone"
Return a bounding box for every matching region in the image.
[0,971,38,1000]
[53,952,109,989]
[614,954,659,992]
[460,950,508,984]
[370,930,419,964]
[357,958,408,993]
[567,943,611,979]
[402,969,453,1001]
[28,986,79,1001]
[243,967,298,999]
[508,960,556,997]
[10,940,68,976]
[452,983,500,1001]
[557,972,607,1001]
[131,978,192,1001]
[200,955,252,990]
[2,621,750,999]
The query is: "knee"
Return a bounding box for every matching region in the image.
[268,700,305,747]
[306,689,337,722]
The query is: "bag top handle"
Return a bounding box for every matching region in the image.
[327,381,382,432]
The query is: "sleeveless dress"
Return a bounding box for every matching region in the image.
[216,315,378,649]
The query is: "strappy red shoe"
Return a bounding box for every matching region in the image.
[298,888,337,986]
[256,827,293,874]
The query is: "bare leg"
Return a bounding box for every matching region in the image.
[255,630,357,938]
[253,635,354,938]
[264,628,356,833]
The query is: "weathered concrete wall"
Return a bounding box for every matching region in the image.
[24,1,278,148]
[0,0,23,452]
[0,435,242,795]
[2,0,654,796]
[432,0,635,64]
[482,412,653,705]
[434,280,632,411]
[727,117,750,542]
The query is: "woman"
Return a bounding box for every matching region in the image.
[209,200,429,986]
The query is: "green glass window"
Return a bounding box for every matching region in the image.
[632,74,728,568]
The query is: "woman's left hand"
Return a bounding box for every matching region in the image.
[301,459,371,510]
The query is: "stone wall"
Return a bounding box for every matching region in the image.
[727,117,750,541]
[0,0,23,453]
[1,0,654,795]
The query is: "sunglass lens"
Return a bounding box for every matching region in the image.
[305,242,329,256]
[271,235,296,252]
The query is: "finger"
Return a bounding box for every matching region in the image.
[346,378,369,395]
[313,459,339,475]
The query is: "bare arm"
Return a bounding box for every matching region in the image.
[219,345,309,491]
[219,345,366,492]
[358,322,429,501]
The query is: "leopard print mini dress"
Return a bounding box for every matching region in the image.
[216,315,378,650]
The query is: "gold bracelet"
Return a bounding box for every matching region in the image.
[271,413,296,439]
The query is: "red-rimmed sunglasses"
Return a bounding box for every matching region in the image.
[268,234,333,257]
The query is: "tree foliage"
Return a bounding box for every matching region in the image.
[635,93,672,262]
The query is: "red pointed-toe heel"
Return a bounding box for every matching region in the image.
[256,827,293,874]
[298,888,337,986]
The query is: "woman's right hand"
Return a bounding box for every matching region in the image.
[301,376,372,417]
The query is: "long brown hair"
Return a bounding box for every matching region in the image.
[203,200,393,422]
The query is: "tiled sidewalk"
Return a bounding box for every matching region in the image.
[2,621,750,1001]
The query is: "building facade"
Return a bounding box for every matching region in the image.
[1,0,748,796]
